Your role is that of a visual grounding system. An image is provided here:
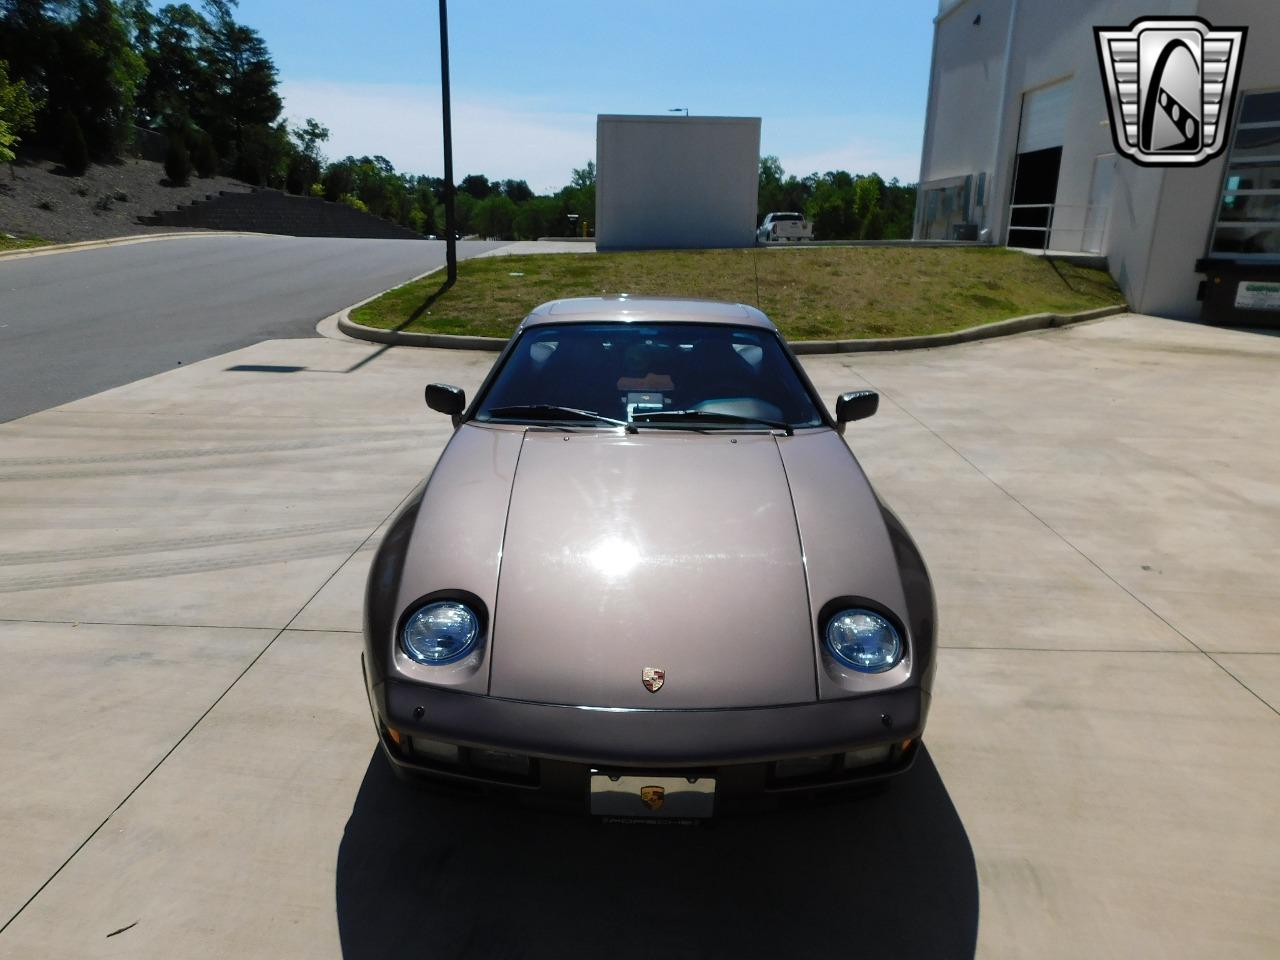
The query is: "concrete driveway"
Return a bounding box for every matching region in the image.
[0,314,1276,958]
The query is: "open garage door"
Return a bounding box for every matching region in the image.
[1009,80,1071,248]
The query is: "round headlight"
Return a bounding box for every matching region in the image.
[401,601,479,664]
[825,609,902,673]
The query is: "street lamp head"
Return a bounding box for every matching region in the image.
[668,107,689,116]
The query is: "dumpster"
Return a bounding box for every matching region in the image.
[1196,259,1280,329]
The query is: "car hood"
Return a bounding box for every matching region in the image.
[395,425,908,708]
[489,429,815,708]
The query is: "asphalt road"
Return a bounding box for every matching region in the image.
[0,234,507,423]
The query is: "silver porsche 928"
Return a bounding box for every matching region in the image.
[362,296,936,818]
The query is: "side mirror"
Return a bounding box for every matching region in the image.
[425,383,466,427]
[835,390,879,431]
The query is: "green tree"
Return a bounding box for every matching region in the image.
[58,109,88,173]
[290,116,327,165]
[285,118,326,194]
[500,178,532,203]
[458,173,494,199]
[852,173,884,222]
[321,156,356,201]
[569,159,595,189]
[191,128,217,176]
[880,177,916,239]
[513,195,557,240]
[234,120,289,187]
[199,0,281,168]
[860,207,885,240]
[10,0,147,159]
[410,177,439,234]
[164,133,191,184]
[134,3,206,128]
[758,154,785,217]
[453,190,476,235]
[806,174,855,240]
[0,58,39,167]
[474,193,516,238]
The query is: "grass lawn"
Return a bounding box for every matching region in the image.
[350,246,1125,341]
[0,234,50,253]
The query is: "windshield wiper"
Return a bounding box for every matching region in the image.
[485,404,628,428]
[629,409,793,435]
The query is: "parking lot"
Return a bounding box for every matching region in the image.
[0,313,1276,958]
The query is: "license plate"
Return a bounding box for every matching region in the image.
[589,773,716,819]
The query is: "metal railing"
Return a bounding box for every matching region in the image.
[1005,203,1111,254]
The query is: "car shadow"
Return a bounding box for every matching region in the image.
[335,744,978,959]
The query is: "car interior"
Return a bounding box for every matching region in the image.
[475,322,825,427]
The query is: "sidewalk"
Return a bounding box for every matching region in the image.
[473,239,595,256]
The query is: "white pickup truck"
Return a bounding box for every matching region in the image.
[757,212,813,243]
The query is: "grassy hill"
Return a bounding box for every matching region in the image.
[351,246,1124,341]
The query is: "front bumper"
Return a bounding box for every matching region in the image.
[366,668,929,814]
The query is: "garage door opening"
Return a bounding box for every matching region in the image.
[1008,146,1062,248]
[1007,79,1071,249]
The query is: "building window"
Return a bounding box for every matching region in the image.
[1210,90,1280,259]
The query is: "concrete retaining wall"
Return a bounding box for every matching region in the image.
[140,189,424,241]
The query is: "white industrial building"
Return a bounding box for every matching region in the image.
[595,115,760,251]
[915,0,1280,325]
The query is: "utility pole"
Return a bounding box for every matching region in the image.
[439,0,457,284]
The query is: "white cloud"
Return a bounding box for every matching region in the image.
[280,80,925,190]
[280,80,596,193]
[762,112,924,184]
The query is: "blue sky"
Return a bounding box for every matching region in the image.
[236,0,938,192]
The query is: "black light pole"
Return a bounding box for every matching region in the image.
[439,0,457,284]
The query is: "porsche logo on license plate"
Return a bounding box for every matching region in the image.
[640,785,666,811]
[641,666,665,692]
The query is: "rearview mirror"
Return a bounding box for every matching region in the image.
[425,383,466,427]
[835,390,879,429]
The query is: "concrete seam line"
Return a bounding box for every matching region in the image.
[0,486,417,935]
[333,302,1129,354]
[856,369,1280,721]
[0,231,270,261]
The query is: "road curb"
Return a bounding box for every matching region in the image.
[787,305,1128,354]
[321,263,508,349]
[0,230,269,261]
[337,310,508,350]
[334,301,1129,355]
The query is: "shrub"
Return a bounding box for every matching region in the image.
[339,193,368,213]
[94,193,114,211]
[60,112,89,175]
[74,185,89,197]
[35,196,55,211]
[164,137,192,186]
[192,135,218,178]
[112,189,128,202]
[860,208,885,241]
[308,182,324,198]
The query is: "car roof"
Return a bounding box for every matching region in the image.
[521,296,776,330]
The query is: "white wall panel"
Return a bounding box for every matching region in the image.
[595,115,760,251]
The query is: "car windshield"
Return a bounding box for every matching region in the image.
[474,322,825,430]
